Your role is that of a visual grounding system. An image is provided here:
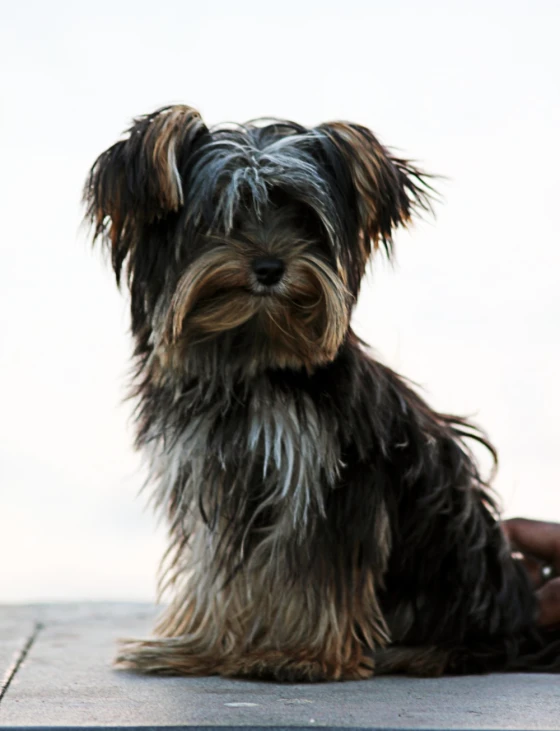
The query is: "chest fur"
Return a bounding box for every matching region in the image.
[148,385,342,544]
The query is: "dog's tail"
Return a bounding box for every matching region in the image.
[374,627,560,677]
[446,626,560,674]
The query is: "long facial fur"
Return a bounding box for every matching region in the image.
[84,106,433,376]
[85,105,560,681]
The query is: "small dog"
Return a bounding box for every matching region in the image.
[85,105,560,680]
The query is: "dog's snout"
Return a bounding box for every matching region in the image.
[252,257,285,286]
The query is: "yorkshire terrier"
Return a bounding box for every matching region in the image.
[85,105,560,680]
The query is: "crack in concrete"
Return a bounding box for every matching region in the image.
[0,622,43,705]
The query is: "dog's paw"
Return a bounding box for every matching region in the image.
[224,650,374,682]
[114,638,220,676]
[341,652,375,680]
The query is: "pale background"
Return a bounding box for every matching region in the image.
[1,0,558,602]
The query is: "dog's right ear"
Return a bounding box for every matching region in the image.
[84,105,208,283]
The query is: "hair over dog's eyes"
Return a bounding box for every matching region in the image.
[84,105,435,289]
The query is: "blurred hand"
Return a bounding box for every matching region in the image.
[503,518,560,628]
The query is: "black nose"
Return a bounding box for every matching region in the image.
[252,257,285,286]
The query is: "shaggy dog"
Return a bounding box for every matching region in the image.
[85,105,560,680]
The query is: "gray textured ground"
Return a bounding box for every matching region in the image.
[0,603,558,730]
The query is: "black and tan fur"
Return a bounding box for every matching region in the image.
[84,105,560,681]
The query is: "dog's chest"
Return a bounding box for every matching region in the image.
[243,391,341,519]
[157,385,342,532]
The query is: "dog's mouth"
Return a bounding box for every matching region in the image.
[159,250,353,371]
[233,283,280,297]
[250,279,289,298]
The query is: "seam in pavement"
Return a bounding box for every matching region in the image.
[0,622,43,704]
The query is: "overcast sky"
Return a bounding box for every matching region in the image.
[1,0,559,601]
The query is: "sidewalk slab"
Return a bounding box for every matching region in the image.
[0,603,558,730]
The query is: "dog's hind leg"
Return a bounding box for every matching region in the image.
[372,646,450,677]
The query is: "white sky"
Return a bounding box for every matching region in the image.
[1,0,559,601]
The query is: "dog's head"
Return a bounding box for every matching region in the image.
[85,105,432,376]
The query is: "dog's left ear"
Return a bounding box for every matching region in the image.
[84,105,208,283]
[317,121,434,258]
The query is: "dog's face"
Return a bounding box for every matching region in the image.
[85,106,432,375]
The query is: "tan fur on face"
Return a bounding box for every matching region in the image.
[166,246,254,339]
[160,242,353,373]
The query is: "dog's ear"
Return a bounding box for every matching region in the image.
[317,121,435,259]
[84,105,208,282]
